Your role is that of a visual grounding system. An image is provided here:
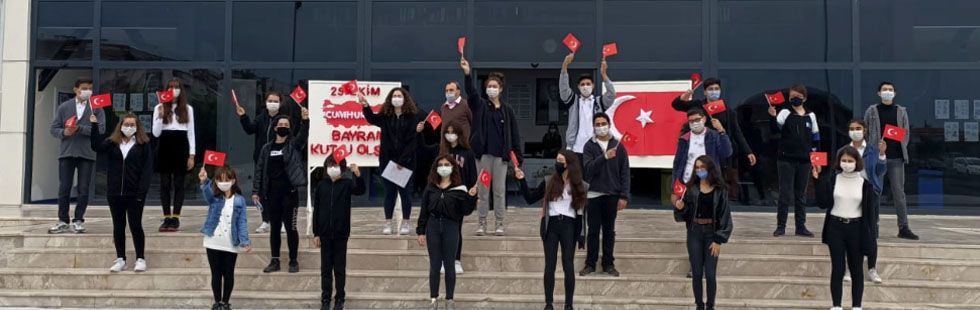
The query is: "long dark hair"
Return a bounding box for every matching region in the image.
[162,78,190,124]
[211,166,243,197]
[107,113,150,145]
[686,155,726,189]
[427,154,462,187]
[439,121,471,156]
[544,150,587,210]
[834,146,865,173]
[380,87,418,116]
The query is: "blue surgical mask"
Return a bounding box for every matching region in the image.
[696,170,708,179]
[706,90,721,102]
[790,97,804,107]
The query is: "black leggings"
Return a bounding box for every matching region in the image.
[687,223,719,307]
[455,222,463,261]
[426,218,461,300]
[826,218,864,308]
[321,237,349,302]
[265,188,299,261]
[160,172,186,216]
[543,216,576,307]
[107,195,146,260]
[206,249,238,303]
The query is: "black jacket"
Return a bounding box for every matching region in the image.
[419,138,479,188]
[363,106,419,170]
[517,178,585,248]
[672,97,753,157]
[416,184,476,235]
[817,173,879,255]
[254,119,309,197]
[674,184,734,244]
[582,137,631,201]
[312,174,366,239]
[90,126,153,198]
[240,112,294,161]
[772,108,820,162]
[463,73,523,162]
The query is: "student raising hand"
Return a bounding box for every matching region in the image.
[198,167,208,184]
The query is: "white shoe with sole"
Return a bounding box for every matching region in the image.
[868,268,882,283]
[844,270,851,282]
[256,222,270,233]
[134,258,147,272]
[109,258,127,272]
[455,260,464,274]
[399,223,410,235]
[382,221,393,235]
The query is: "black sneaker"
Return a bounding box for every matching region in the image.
[898,228,920,240]
[263,258,281,273]
[773,227,786,237]
[211,303,221,310]
[696,305,705,310]
[795,227,815,237]
[333,300,345,310]
[564,305,574,310]
[604,265,620,277]
[171,217,181,232]
[578,265,595,276]
[321,299,330,310]
[159,218,172,232]
[706,305,714,310]
[288,260,299,273]
[221,303,232,310]
[544,304,554,310]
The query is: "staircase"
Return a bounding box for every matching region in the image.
[2,207,979,309]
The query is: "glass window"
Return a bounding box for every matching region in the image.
[232,2,294,61]
[371,1,467,62]
[100,2,225,61]
[36,1,94,60]
[474,0,597,61]
[370,69,462,112]
[860,0,980,62]
[295,2,358,62]
[602,0,702,62]
[717,0,852,62]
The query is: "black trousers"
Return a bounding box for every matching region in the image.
[206,248,238,303]
[776,159,810,229]
[687,223,719,307]
[107,195,146,260]
[320,237,349,302]
[826,218,864,308]
[455,222,463,261]
[265,187,299,261]
[543,215,576,307]
[426,217,461,299]
[382,179,412,220]
[585,195,618,268]
[57,157,94,223]
[160,172,186,216]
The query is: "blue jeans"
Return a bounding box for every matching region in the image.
[687,223,719,307]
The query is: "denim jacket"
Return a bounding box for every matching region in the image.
[200,179,251,247]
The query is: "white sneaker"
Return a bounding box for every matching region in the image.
[475,223,486,236]
[843,270,851,282]
[853,308,863,310]
[48,221,70,234]
[382,222,393,235]
[868,268,882,283]
[830,307,842,310]
[494,223,505,236]
[455,260,464,274]
[71,221,86,233]
[109,258,127,272]
[399,223,410,235]
[134,258,147,272]
[256,222,270,233]
[440,264,445,274]
[281,225,287,233]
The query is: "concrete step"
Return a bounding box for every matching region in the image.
[0,289,974,310]
[5,248,979,282]
[1,268,978,304]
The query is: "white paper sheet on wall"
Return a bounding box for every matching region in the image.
[945,122,960,142]
[113,93,127,111]
[955,100,970,120]
[974,100,980,120]
[130,93,144,112]
[935,99,950,120]
[964,122,979,142]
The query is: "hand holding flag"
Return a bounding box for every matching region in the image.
[810,152,828,167]
[426,110,442,129]
[705,100,727,116]
[291,85,307,106]
[672,179,687,197]
[602,43,618,58]
[766,92,786,105]
[332,145,351,164]
[90,93,112,109]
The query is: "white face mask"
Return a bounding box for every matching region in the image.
[594,125,609,137]
[266,101,280,112]
[690,121,705,133]
[216,181,234,192]
[436,166,453,177]
[840,162,856,173]
[849,130,864,142]
[327,166,342,178]
[445,93,457,102]
[486,88,500,98]
[171,88,181,98]
[579,85,593,95]
[121,126,137,137]
[79,90,93,101]
[880,90,895,102]
[391,97,404,107]
[445,133,458,143]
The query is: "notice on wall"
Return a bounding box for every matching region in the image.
[139,115,152,132]
[935,99,950,120]
[147,92,160,112]
[945,122,960,142]
[113,93,127,111]
[964,122,979,142]
[974,100,980,120]
[130,93,144,112]
[955,99,970,120]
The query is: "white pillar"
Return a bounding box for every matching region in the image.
[0,0,32,216]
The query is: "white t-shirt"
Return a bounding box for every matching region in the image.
[831,173,864,219]
[152,104,197,155]
[548,185,577,217]
[573,96,596,153]
[683,131,707,183]
[119,138,135,159]
[203,198,237,253]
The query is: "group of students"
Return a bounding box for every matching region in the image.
[47,59,918,310]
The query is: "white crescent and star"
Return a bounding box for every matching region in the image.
[93,97,105,106]
[887,128,898,137]
[206,153,218,162]
[636,109,653,128]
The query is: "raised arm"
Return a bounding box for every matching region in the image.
[559,53,574,106]
[599,59,616,110]
[89,120,112,153]
[239,113,258,135]
[78,108,105,137]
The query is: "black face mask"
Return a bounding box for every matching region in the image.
[555,162,566,175]
[276,127,290,137]
[790,97,804,107]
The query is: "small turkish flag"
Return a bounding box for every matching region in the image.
[883,124,906,142]
[231,89,240,106]
[766,92,786,105]
[157,89,174,103]
[65,117,77,128]
[478,169,492,187]
[291,85,307,104]
[602,43,618,58]
[563,33,581,53]
[90,93,112,109]
[457,37,466,54]
[705,100,727,116]
[810,152,828,167]
[426,110,442,129]
[341,80,359,96]
[691,73,702,90]
[621,131,638,148]
[332,145,351,164]
[672,179,687,197]
[510,150,520,167]
[204,150,227,167]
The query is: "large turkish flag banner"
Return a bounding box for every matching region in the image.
[606,80,691,168]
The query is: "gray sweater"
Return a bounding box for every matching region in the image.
[864,103,909,163]
[49,99,106,161]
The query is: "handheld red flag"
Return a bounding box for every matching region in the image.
[691,73,702,90]
[766,92,786,105]
[426,110,442,129]
[810,152,828,167]
[478,169,492,187]
[90,93,112,109]
[602,43,618,58]
[621,131,638,148]
[231,89,240,106]
[672,179,687,197]
[563,33,581,53]
[510,150,520,167]
[457,37,466,54]
[157,89,174,103]
[341,80,359,96]
[291,85,307,105]
[65,117,78,128]
[332,145,351,164]
[883,124,907,142]
[705,100,727,116]
[204,150,227,167]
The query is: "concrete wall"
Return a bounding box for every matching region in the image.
[0,0,29,215]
